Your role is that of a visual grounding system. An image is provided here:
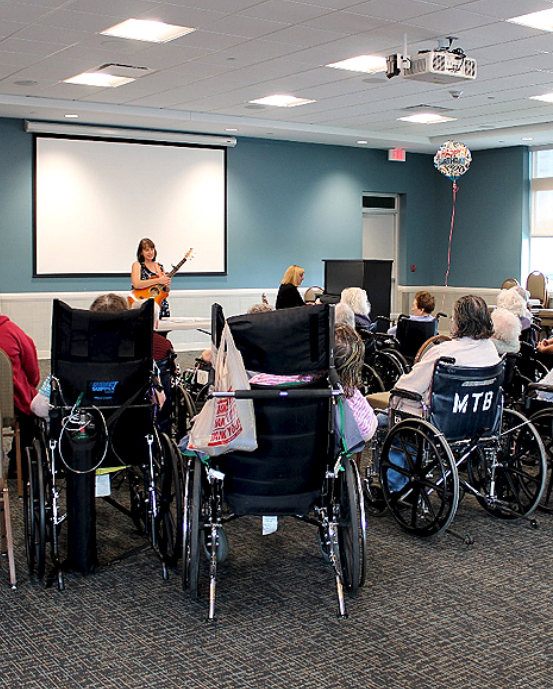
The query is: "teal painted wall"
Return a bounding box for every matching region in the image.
[432,146,530,287]
[0,117,529,294]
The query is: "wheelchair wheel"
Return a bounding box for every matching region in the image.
[360,363,385,395]
[336,457,362,593]
[155,434,183,567]
[468,409,546,519]
[351,460,367,588]
[171,383,196,442]
[528,409,553,512]
[380,419,459,537]
[23,440,47,578]
[182,455,202,599]
[370,350,404,391]
[379,346,409,373]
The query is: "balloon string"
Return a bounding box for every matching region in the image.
[441,182,458,311]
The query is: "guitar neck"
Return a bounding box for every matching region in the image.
[167,255,189,278]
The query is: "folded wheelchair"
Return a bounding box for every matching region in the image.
[181,303,367,620]
[365,357,546,538]
[23,299,183,588]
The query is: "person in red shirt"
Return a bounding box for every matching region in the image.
[0,310,40,475]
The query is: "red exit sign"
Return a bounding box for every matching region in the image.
[388,148,406,162]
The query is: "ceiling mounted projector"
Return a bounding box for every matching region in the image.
[386,37,477,85]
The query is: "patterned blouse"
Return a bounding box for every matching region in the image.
[140,262,170,318]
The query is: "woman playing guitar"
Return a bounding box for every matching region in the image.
[131,238,172,318]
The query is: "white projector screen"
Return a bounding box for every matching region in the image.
[34,135,227,276]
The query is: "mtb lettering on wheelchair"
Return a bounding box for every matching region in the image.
[452,390,494,414]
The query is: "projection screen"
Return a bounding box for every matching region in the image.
[34,135,227,276]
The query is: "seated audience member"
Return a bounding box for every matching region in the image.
[340,287,372,332]
[391,295,499,416]
[491,308,521,355]
[334,302,355,329]
[276,265,305,309]
[496,288,532,332]
[89,292,128,312]
[380,296,499,492]
[247,302,274,315]
[388,290,436,336]
[0,307,40,476]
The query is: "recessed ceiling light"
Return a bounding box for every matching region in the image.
[508,8,553,31]
[249,95,315,107]
[225,128,238,132]
[100,19,195,43]
[64,114,79,118]
[522,137,534,141]
[326,55,387,73]
[63,72,135,87]
[398,113,457,124]
[530,92,553,103]
[357,140,369,144]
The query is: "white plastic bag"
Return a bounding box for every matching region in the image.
[188,322,257,456]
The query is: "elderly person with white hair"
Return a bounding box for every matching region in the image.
[491,307,522,355]
[334,302,355,329]
[496,288,532,331]
[340,287,373,332]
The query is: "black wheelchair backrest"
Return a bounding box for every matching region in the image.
[51,299,154,406]
[429,358,504,442]
[396,317,438,360]
[220,303,334,376]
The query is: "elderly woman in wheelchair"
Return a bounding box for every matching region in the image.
[365,295,547,537]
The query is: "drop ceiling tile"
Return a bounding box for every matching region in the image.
[350,0,445,21]
[62,0,163,17]
[0,37,69,58]
[196,13,288,39]
[0,2,55,23]
[260,24,347,47]
[303,10,391,33]
[134,3,228,27]
[0,20,28,40]
[240,0,336,23]
[461,0,553,21]
[41,9,130,32]
[409,7,500,33]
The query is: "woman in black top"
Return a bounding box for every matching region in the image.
[276,265,305,309]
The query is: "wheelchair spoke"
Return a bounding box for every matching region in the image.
[380,420,459,537]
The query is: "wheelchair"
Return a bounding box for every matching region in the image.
[365,357,547,538]
[357,328,407,394]
[181,303,367,620]
[520,378,553,513]
[23,299,183,588]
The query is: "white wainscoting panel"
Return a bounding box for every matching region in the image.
[0,289,278,359]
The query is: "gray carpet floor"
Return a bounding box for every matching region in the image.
[2,354,552,688]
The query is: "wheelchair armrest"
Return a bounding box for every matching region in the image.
[526,382,553,394]
[389,387,423,402]
[376,315,391,324]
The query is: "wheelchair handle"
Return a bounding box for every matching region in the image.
[211,389,342,399]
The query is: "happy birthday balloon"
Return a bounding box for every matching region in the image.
[434,140,472,182]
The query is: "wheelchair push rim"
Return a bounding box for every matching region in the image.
[380,418,459,537]
[528,408,553,513]
[467,408,546,520]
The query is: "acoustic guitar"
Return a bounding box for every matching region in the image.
[128,248,194,307]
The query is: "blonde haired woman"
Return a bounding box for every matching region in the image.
[276,264,305,309]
